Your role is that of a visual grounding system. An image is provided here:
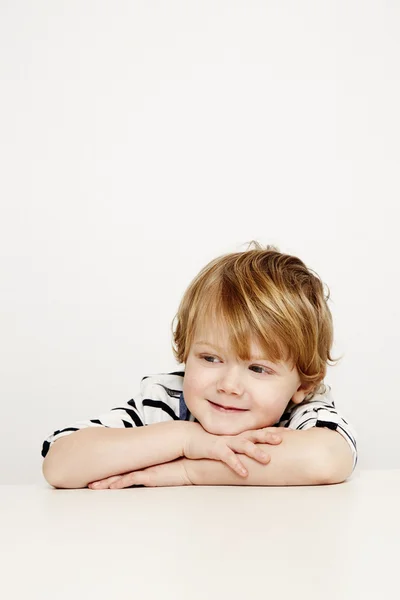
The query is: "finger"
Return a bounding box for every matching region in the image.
[110,471,149,489]
[109,474,136,489]
[248,429,281,444]
[212,440,248,477]
[240,440,272,464]
[89,475,122,489]
[262,431,282,444]
[220,449,249,477]
[240,428,282,444]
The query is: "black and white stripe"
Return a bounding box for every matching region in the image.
[41,371,358,473]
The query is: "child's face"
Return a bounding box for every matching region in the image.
[183,324,311,436]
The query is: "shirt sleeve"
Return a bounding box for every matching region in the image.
[277,385,358,474]
[41,374,182,459]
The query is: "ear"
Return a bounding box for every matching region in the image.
[291,383,315,405]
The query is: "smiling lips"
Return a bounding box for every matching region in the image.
[208,400,248,413]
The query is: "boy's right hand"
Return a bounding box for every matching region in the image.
[182,422,282,477]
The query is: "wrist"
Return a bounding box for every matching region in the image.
[181,457,201,485]
[180,421,203,457]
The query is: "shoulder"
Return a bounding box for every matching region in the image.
[277,384,359,473]
[140,370,185,398]
[277,384,340,428]
[41,369,187,458]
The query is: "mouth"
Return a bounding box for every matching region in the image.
[208,400,248,413]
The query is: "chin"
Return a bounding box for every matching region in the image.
[202,421,245,436]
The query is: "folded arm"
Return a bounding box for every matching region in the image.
[184,427,354,486]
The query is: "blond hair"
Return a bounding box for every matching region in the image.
[171,241,342,402]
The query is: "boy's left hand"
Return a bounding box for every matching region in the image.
[88,457,194,489]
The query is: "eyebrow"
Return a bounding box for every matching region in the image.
[194,341,279,365]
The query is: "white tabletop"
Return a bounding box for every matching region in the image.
[0,470,398,600]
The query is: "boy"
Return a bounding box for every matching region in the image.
[41,242,358,489]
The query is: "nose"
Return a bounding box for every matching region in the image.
[217,367,243,396]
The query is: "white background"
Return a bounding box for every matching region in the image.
[1,1,398,483]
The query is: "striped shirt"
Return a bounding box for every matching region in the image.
[41,370,358,473]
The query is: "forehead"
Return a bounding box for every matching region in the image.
[193,335,262,355]
[193,320,241,347]
[193,327,272,361]
[192,321,292,371]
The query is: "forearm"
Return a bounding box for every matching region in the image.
[42,421,189,489]
[186,428,331,486]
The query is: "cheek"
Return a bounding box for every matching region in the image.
[183,371,205,397]
[183,365,218,402]
[255,393,289,416]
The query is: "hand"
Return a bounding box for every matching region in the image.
[88,458,193,490]
[183,423,283,478]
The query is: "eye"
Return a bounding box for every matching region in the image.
[200,355,273,375]
[201,355,219,363]
[250,365,273,375]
